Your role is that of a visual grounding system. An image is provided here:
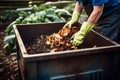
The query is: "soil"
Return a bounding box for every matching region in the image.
[0,26,19,80]
[26,35,77,54]
[26,27,78,54]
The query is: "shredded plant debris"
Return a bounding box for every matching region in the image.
[26,26,79,54]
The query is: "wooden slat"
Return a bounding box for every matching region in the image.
[0,0,72,9]
[0,0,29,9]
[0,0,47,9]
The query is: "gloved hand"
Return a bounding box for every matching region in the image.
[72,22,95,47]
[63,11,80,29]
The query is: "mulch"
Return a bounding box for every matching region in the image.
[0,26,19,80]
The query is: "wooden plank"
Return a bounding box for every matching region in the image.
[0,6,28,9]
[0,0,72,9]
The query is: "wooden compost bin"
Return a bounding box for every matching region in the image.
[13,22,120,80]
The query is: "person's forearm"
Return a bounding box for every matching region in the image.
[87,4,104,24]
[74,2,83,13]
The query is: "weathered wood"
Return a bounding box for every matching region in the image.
[0,0,49,9]
[0,0,73,9]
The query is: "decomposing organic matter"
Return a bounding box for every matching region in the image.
[26,26,79,54]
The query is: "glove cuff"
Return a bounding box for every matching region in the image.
[71,11,80,22]
[80,22,94,33]
[77,22,95,36]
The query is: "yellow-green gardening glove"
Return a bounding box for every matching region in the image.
[72,22,95,47]
[63,11,80,29]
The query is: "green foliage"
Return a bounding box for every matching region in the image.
[64,2,87,16]
[0,10,19,22]
[64,2,75,13]
[4,34,16,53]
[5,17,23,35]
[4,17,23,53]
[32,4,52,12]
[22,6,71,24]
[4,5,72,53]
[55,9,71,21]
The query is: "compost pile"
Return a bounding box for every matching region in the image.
[26,26,79,54]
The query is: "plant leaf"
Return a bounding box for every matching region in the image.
[4,34,15,44]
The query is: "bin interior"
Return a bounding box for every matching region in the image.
[16,22,116,50]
